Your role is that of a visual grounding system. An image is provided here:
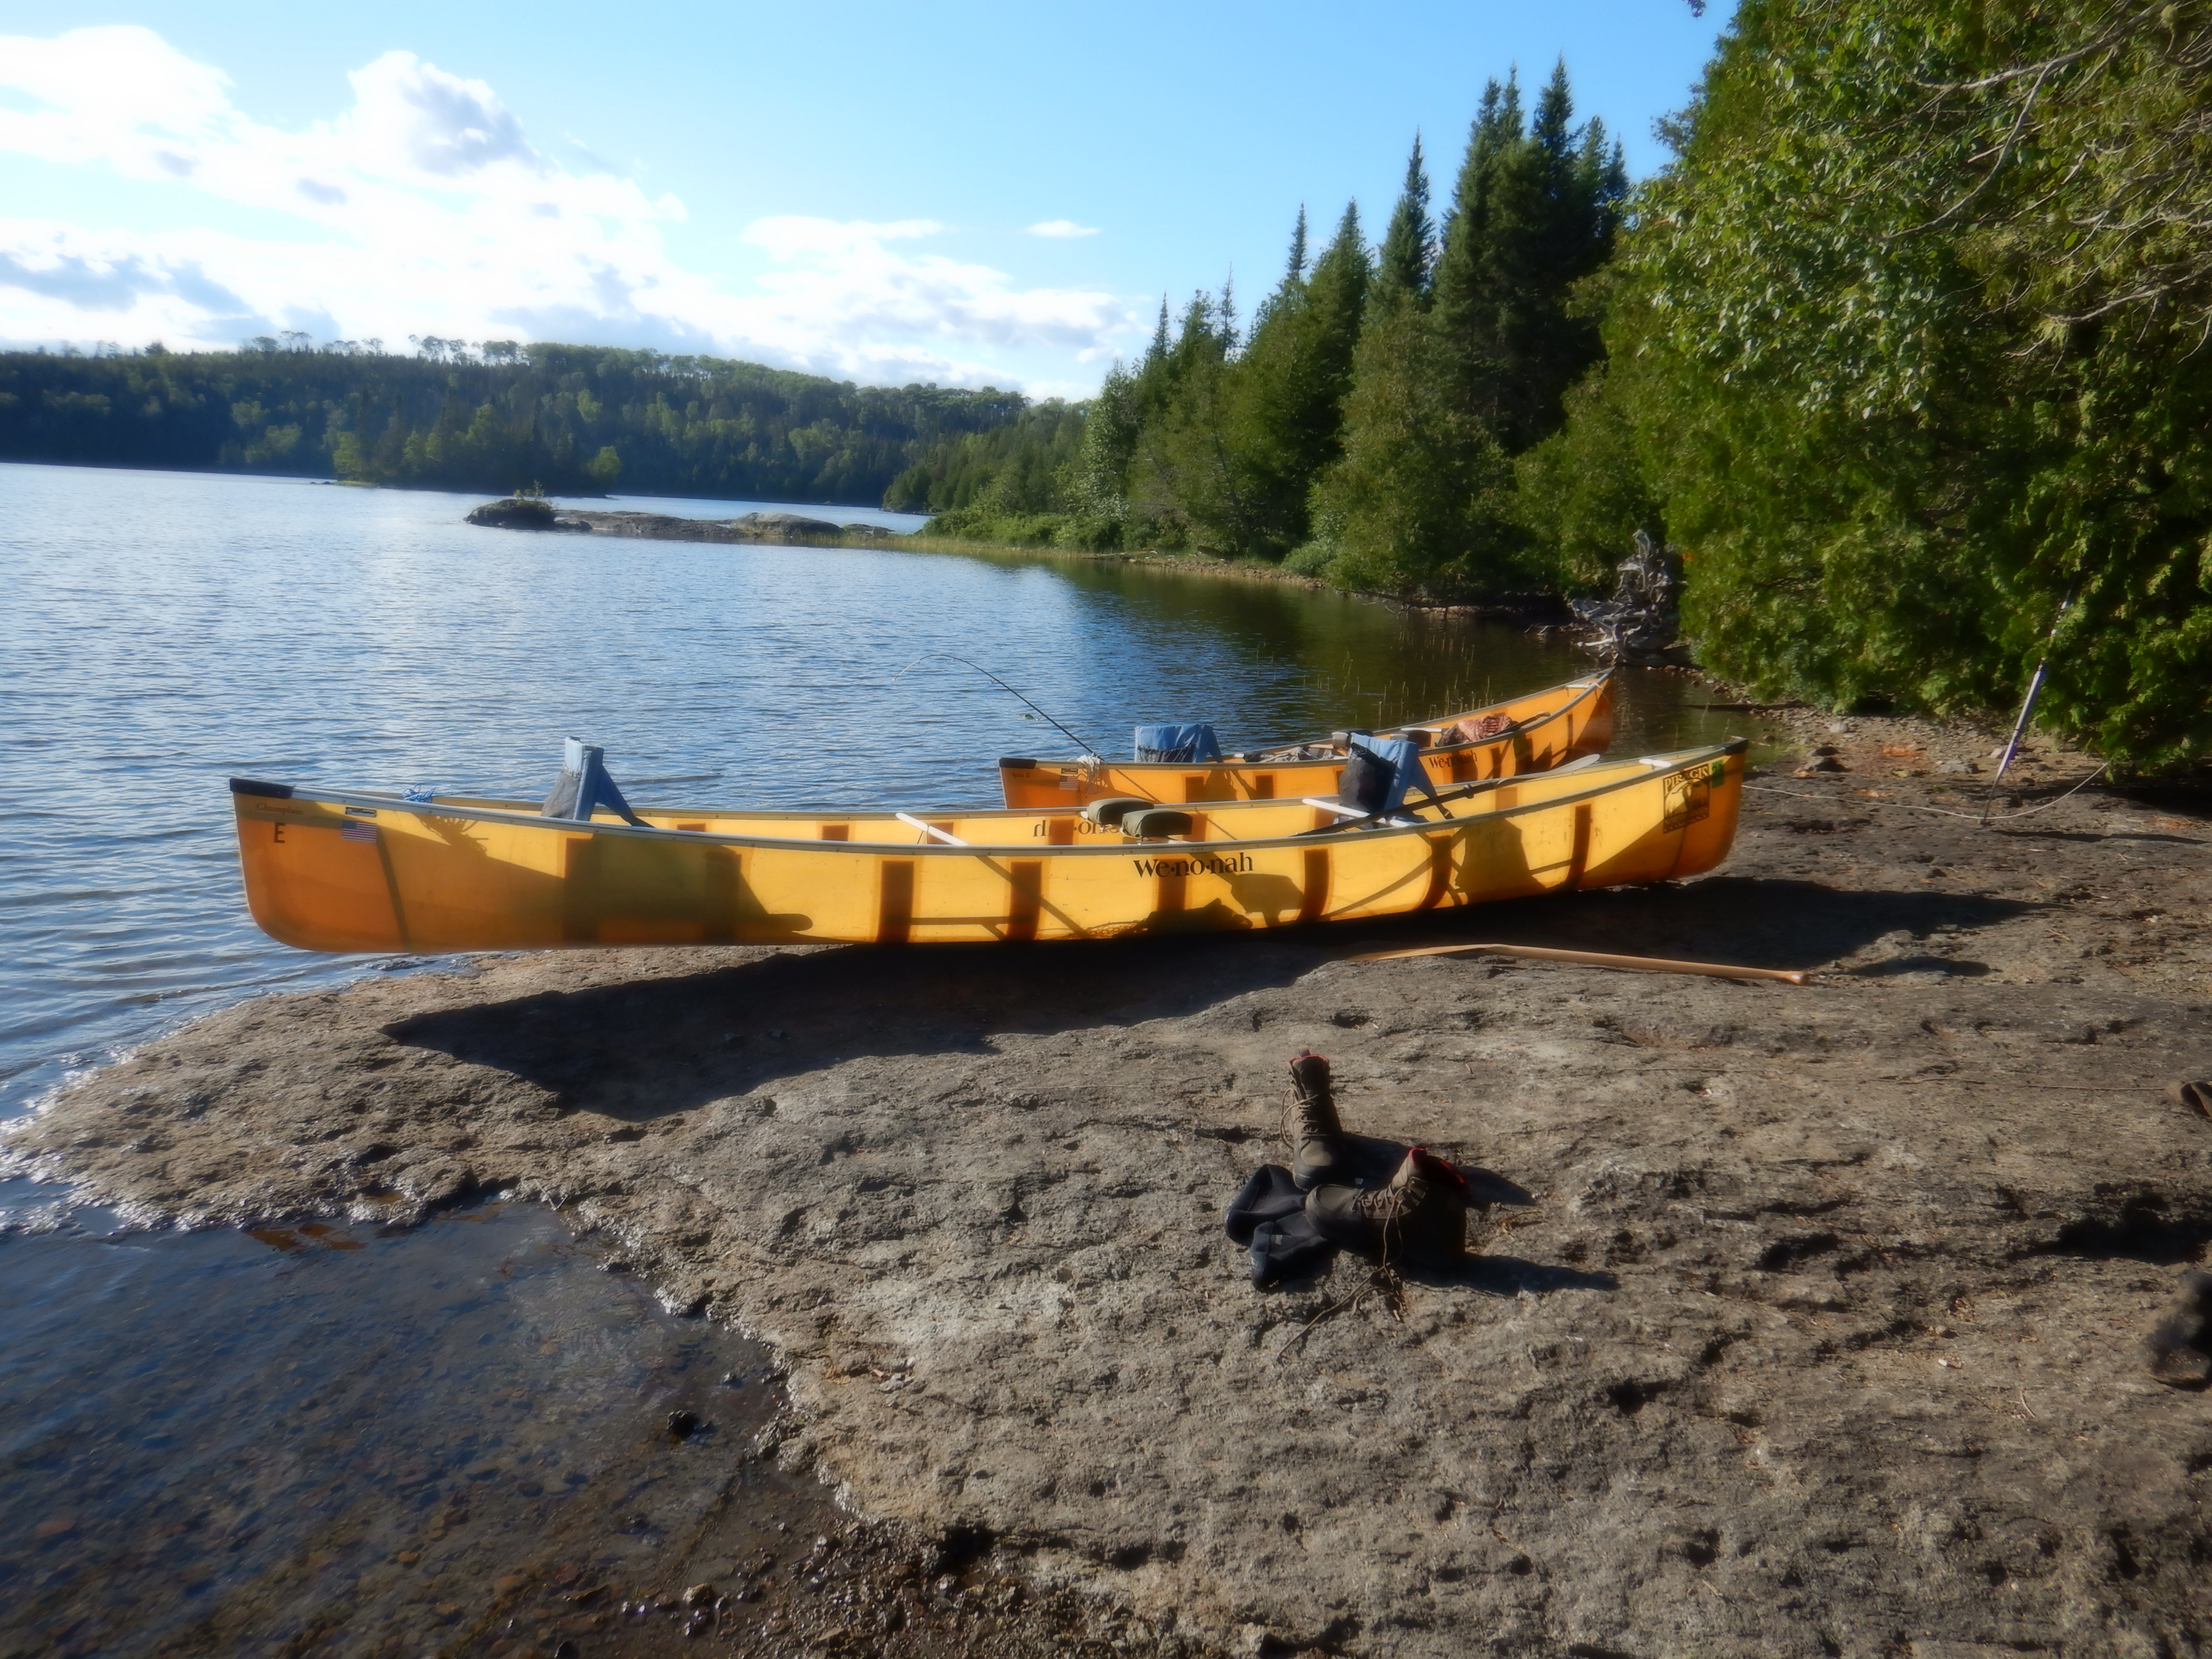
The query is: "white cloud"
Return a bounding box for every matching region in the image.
[1026,219,1102,239]
[0,27,1135,388]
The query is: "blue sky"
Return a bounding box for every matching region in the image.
[0,1,1732,395]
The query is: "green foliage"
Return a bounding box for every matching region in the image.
[884,400,1084,514]
[1513,358,1662,593]
[0,343,1025,504]
[1374,136,1437,306]
[1314,65,1620,599]
[1576,0,2212,769]
[1310,299,1518,599]
[1431,64,1627,453]
[900,63,1623,603]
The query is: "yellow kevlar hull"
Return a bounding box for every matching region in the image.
[230,741,1745,953]
[996,673,1614,808]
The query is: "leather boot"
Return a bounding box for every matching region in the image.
[1284,1050,1346,1191]
[1305,1148,1470,1267]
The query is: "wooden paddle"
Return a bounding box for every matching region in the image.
[1344,941,1809,985]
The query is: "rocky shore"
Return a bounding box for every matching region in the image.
[9,719,2211,1657]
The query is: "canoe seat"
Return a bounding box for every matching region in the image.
[1339,735,1423,817]
[1134,722,1222,763]
[1082,796,1153,829]
[541,738,647,828]
[1124,807,1194,839]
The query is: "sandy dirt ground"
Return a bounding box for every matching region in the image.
[9,714,2211,1659]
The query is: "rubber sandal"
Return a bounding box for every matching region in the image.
[2166,1081,2212,1117]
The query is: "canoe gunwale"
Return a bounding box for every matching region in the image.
[1017,670,1614,775]
[230,738,1746,860]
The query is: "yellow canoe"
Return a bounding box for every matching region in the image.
[997,672,1613,807]
[228,739,1743,953]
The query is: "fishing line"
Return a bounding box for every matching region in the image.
[886,653,1102,760]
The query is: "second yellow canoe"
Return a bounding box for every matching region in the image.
[996,673,1613,807]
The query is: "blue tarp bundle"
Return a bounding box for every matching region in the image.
[1133,722,1223,763]
[541,738,648,827]
[1341,733,1424,816]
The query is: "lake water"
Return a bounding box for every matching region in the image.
[0,459,1738,1650]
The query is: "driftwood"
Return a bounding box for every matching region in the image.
[1345,940,1810,985]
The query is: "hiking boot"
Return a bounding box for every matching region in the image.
[1284,1050,1346,1191]
[1305,1148,1470,1267]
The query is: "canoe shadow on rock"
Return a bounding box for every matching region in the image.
[382,932,1334,1119]
[379,877,2041,1119]
[1331,876,2041,974]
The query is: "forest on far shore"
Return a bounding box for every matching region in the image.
[0,341,1025,506]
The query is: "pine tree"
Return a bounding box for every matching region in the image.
[1180,204,1371,561]
[1127,289,1238,547]
[1431,60,1621,455]
[1374,136,1435,307]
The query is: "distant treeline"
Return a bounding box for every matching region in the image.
[0,343,1026,504]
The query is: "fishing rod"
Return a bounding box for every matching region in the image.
[886,652,1102,761]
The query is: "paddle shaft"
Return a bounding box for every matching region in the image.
[1346,941,1808,985]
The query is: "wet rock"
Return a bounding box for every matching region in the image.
[466,496,574,531]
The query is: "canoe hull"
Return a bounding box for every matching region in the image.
[231,744,1743,953]
[998,674,1614,808]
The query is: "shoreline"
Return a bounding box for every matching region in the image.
[466,495,1588,629]
[11,708,2211,1654]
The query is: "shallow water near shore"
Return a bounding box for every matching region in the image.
[0,1202,791,1658]
[0,459,1749,1650]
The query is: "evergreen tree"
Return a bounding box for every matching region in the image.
[1127,289,1238,548]
[1374,136,1435,306]
[1179,204,1370,561]
[1306,296,1514,599]
[1431,60,1622,455]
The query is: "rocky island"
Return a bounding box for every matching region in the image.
[9,719,2210,1657]
[465,496,876,545]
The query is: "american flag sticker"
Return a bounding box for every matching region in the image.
[341,819,379,844]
